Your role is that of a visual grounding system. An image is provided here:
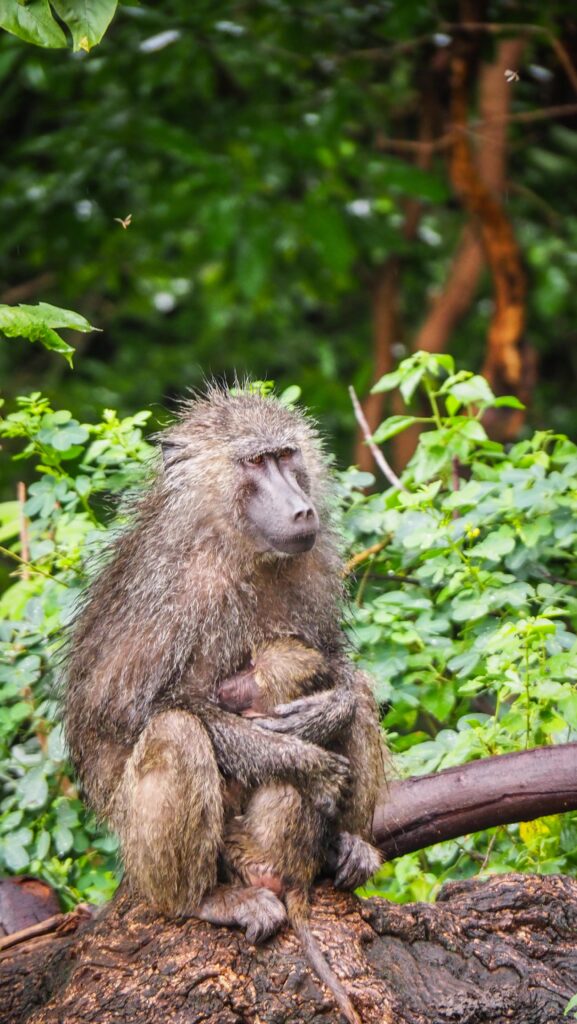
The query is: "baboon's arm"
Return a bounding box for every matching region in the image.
[254,687,356,744]
[199,706,349,816]
[254,654,361,745]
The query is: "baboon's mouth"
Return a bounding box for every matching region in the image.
[270,531,317,555]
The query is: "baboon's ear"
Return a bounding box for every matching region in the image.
[159,439,186,470]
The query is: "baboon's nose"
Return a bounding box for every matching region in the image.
[293,505,315,523]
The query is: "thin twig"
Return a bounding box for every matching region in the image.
[346,22,577,98]
[0,545,69,587]
[343,540,388,577]
[17,481,29,581]
[441,22,577,97]
[0,913,65,952]
[377,103,577,157]
[349,386,407,491]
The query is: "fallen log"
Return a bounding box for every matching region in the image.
[2,874,577,1023]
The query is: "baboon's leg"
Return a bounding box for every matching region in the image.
[329,673,385,889]
[110,710,223,916]
[224,784,323,896]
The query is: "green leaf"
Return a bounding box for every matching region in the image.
[421,685,455,721]
[468,526,516,561]
[493,396,525,410]
[51,0,117,51]
[278,385,301,407]
[371,370,402,394]
[35,830,51,860]
[400,367,425,404]
[447,375,494,407]
[372,415,418,444]
[0,0,66,48]
[53,823,74,855]
[2,832,31,872]
[17,767,48,809]
[0,500,19,543]
[0,302,97,365]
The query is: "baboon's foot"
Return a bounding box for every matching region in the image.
[329,831,382,889]
[194,884,287,944]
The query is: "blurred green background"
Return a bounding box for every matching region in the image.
[2,0,577,486]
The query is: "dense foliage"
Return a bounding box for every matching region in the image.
[1,350,577,908]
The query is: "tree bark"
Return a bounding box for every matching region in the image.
[374,742,577,859]
[2,874,577,1024]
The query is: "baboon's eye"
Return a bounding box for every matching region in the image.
[278,448,294,460]
[247,453,265,466]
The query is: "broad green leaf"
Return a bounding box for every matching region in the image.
[53,823,74,855]
[0,302,97,365]
[17,766,48,809]
[493,396,525,410]
[448,375,494,407]
[421,685,455,721]
[372,415,418,444]
[279,385,301,407]
[2,834,30,872]
[0,500,19,543]
[371,370,402,394]
[35,830,51,860]
[468,526,516,561]
[51,0,117,51]
[400,367,425,404]
[0,0,66,48]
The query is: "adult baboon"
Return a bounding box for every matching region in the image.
[64,388,384,945]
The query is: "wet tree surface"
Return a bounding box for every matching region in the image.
[2,873,577,1024]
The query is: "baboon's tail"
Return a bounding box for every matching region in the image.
[285,889,362,1024]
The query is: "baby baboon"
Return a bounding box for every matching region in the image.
[64,387,383,972]
[219,637,382,1024]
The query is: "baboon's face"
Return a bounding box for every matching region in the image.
[240,446,319,555]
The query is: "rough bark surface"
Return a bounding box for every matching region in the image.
[2,874,577,1024]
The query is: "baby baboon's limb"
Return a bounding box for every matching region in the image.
[217,638,327,715]
[109,710,223,916]
[217,640,383,893]
[218,640,357,745]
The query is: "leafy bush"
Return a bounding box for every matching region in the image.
[0,392,152,906]
[343,352,577,900]
[1,352,577,907]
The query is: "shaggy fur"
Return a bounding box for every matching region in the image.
[64,388,383,921]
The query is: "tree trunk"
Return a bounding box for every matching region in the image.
[2,874,577,1024]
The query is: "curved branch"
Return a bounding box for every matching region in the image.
[374,743,577,859]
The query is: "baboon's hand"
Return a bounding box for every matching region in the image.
[256,689,355,744]
[328,832,382,890]
[257,693,330,734]
[310,750,351,819]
